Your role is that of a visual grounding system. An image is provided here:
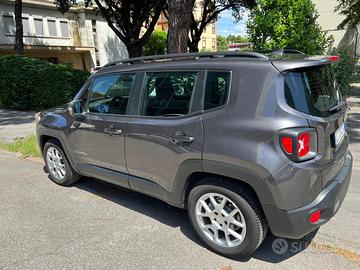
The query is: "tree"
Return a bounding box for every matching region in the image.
[226,34,249,44]
[14,0,24,55]
[336,0,360,29]
[188,0,255,52]
[167,0,196,53]
[247,0,333,55]
[217,35,228,51]
[55,0,166,58]
[143,30,167,55]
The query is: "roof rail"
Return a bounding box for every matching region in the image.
[253,49,306,56]
[270,49,306,56]
[103,51,268,68]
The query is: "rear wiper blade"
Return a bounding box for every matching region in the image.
[328,100,345,112]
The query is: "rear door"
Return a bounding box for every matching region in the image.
[283,64,348,188]
[125,71,204,192]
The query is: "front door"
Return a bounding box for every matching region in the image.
[69,73,136,186]
[125,71,203,192]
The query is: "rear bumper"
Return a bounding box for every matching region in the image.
[264,151,353,239]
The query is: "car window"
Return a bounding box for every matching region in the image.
[284,65,342,117]
[140,72,197,117]
[204,72,230,110]
[87,73,135,115]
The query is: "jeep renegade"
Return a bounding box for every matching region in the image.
[36,52,352,258]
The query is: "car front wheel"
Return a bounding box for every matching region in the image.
[44,139,80,186]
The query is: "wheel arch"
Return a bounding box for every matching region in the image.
[172,159,276,210]
[37,130,77,171]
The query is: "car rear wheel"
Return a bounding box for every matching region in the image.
[44,139,80,186]
[187,178,268,258]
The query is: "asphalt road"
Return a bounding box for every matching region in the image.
[0,150,359,270]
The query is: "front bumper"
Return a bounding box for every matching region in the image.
[264,151,353,239]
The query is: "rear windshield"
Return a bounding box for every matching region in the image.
[284,64,342,117]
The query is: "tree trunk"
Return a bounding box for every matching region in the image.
[14,0,24,55]
[167,0,195,54]
[188,38,200,52]
[127,44,143,58]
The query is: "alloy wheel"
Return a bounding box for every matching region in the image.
[195,192,247,248]
[46,146,66,180]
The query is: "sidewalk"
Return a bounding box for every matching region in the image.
[0,109,35,143]
[346,96,360,169]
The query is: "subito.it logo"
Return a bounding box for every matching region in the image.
[272,238,289,255]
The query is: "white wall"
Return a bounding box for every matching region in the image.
[313,0,359,55]
[93,17,128,65]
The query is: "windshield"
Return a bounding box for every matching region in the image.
[284,64,342,117]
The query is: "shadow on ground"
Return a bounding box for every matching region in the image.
[72,177,317,263]
[0,109,35,126]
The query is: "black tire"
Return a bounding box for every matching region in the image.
[43,139,80,186]
[187,178,268,258]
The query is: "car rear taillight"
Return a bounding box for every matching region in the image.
[281,137,293,154]
[297,132,310,157]
[279,129,317,162]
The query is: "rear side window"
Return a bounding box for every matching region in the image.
[204,72,230,110]
[284,65,341,117]
[140,72,197,117]
[88,73,135,115]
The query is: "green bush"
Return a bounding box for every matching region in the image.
[0,55,90,110]
[332,51,356,95]
[143,30,167,56]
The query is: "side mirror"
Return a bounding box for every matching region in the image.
[69,100,85,116]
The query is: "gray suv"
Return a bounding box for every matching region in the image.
[36,52,352,258]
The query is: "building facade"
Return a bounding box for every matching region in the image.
[0,0,128,71]
[313,0,359,56]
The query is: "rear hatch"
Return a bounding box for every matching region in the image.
[274,60,348,188]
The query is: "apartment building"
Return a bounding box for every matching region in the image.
[0,0,128,71]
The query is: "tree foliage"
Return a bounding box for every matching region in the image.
[216,35,249,51]
[217,35,229,51]
[55,0,166,58]
[187,0,255,52]
[226,34,249,43]
[336,0,360,29]
[332,51,356,94]
[143,30,167,55]
[247,0,333,54]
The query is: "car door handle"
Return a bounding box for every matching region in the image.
[104,127,122,136]
[170,132,194,144]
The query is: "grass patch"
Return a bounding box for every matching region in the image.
[0,134,41,158]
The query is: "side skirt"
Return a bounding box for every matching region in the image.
[77,164,184,208]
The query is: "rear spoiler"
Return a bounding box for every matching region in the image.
[271,55,340,74]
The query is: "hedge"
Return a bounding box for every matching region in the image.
[332,51,356,95]
[0,55,90,110]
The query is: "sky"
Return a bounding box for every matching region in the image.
[217,10,249,37]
